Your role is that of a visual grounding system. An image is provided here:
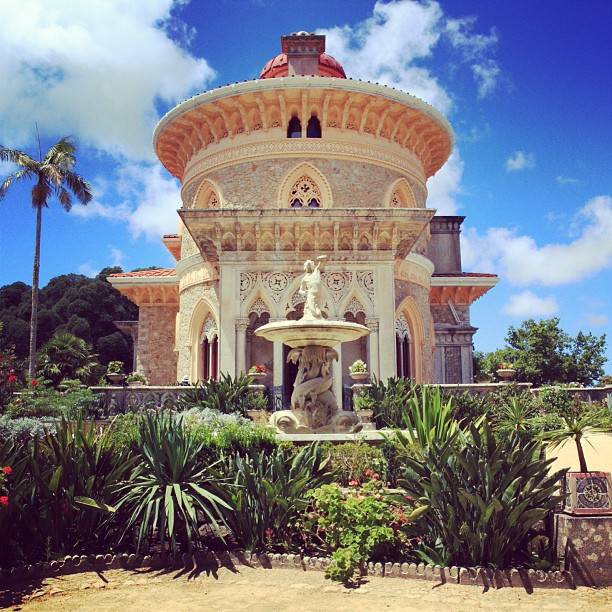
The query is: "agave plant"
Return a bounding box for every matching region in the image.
[115,411,230,554]
[219,442,335,552]
[366,376,419,429]
[398,421,567,567]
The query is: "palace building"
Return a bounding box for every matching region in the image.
[109,32,497,403]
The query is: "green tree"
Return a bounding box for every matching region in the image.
[36,332,101,387]
[482,318,607,386]
[0,136,93,378]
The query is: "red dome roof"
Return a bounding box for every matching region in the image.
[259,52,346,79]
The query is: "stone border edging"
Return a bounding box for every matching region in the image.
[0,550,576,590]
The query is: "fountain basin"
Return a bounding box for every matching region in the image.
[255,319,368,347]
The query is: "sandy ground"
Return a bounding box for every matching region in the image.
[1,566,611,612]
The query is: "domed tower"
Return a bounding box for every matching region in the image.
[110,32,497,391]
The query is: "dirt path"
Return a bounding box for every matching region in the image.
[2,566,610,612]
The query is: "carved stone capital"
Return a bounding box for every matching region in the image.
[235,318,250,333]
[365,317,380,332]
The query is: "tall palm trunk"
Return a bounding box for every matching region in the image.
[28,204,42,379]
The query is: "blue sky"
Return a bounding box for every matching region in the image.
[0,0,610,371]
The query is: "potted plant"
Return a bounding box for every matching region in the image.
[540,406,612,514]
[353,392,375,419]
[496,361,516,381]
[349,359,369,382]
[245,390,270,421]
[126,372,147,386]
[106,361,126,385]
[247,364,267,382]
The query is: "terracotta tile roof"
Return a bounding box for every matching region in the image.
[162,233,179,239]
[109,268,176,278]
[432,272,498,277]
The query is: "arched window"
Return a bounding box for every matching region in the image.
[201,314,218,380]
[287,115,302,138]
[288,175,321,208]
[395,314,412,378]
[306,115,322,138]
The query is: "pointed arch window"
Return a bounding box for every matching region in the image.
[201,314,218,380]
[287,115,302,138]
[395,314,412,378]
[288,175,321,209]
[306,115,322,138]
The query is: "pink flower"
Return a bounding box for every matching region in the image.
[364,469,371,476]
[372,472,379,479]
[349,479,359,487]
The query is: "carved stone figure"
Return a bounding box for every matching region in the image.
[299,255,326,320]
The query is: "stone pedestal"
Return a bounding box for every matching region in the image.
[555,513,612,586]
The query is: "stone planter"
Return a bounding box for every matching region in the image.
[350,371,369,382]
[106,373,126,385]
[248,372,267,383]
[496,368,516,382]
[562,471,612,515]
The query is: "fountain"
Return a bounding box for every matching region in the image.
[255,256,370,433]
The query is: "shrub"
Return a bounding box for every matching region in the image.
[176,373,252,415]
[398,421,566,567]
[114,411,230,554]
[307,483,426,583]
[219,442,335,553]
[0,416,46,442]
[367,376,420,429]
[322,441,385,487]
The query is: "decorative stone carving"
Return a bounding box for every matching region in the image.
[345,297,366,317]
[249,297,269,317]
[201,314,218,341]
[396,313,411,340]
[299,256,326,320]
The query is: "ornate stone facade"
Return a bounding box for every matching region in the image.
[109,33,498,388]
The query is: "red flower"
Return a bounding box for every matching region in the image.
[372,472,380,479]
[2,466,11,475]
[30,379,38,386]
[364,469,371,476]
[7,375,17,383]
[0,496,8,507]
[349,479,359,487]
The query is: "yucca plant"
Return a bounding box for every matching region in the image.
[176,372,252,415]
[367,376,420,429]
[220,442,335,552]
[397,385,460,450]
[115,411,230,554]
[398,421,567,567]
[7,417,135,561]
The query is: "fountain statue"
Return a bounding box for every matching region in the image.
[255,256,369,433]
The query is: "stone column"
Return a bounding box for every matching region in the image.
[270,319,284,387]
[235,318,249,376]
[377,266,396,380]
[218,266,238,375]
[365,317,380,379]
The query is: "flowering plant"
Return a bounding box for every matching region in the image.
[349,359,367,374]
[248,364,267,374]
[106,361,125,375]
[498,362,514,370]
[0,465,11,508]
[126,372,147,384]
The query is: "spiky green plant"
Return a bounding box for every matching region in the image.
[176,372,253,415]
[398,421,567,567]
[114,411,230,554]
[220,442,335,552]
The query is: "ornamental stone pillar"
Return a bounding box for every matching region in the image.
[235,318,249,376]
[365,317,380,379]
[269,318,285,386]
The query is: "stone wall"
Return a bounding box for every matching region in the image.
[136,305,179,385]
[200,157,423,210]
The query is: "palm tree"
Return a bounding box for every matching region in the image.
[0,136,92,378]
[36,332,101,387]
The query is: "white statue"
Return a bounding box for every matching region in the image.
[299,255,326,320]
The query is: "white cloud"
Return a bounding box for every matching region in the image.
[505,151,535,171]
[72,162,181,240]
[502,291,558,316]
[586,314,609,326]
[78,262,98,277]
[462,195,612,285]
[556,175,578,185]
[109,247,125,267]
[0,0,215,160]
[427,150,464,214]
